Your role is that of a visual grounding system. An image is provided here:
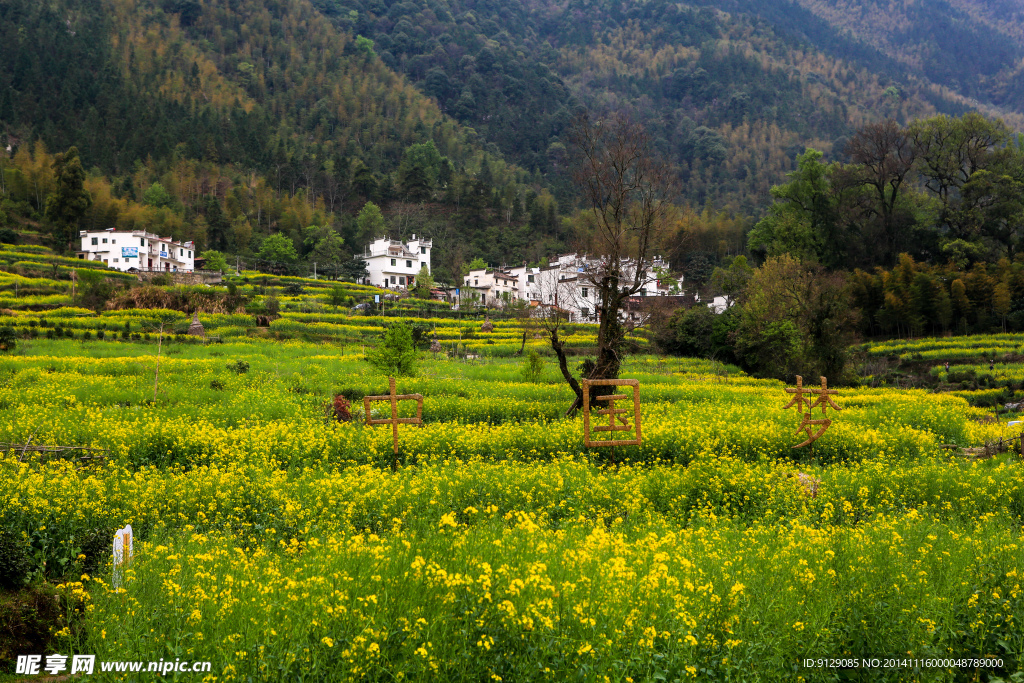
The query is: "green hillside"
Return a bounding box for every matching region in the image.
[0,0,566,276]
[311,0,987,215]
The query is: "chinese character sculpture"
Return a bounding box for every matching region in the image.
[784,376,840,449]
[581,378,642,448]
[363,376,424,467]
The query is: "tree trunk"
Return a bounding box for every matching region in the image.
[550,328,583,414]
[593,282,624,381]
[516,330,527,356]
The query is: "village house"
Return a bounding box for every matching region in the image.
[462,268,519,306]
[77,229,195,272]
[358,235,431,290]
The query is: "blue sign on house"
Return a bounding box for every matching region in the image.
[159,251,168,258]
[121,247,138,258]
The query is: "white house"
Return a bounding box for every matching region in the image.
[360,235,431,290]
[78,229,195,272]
[505,253,680,322]
[462,268,519,306]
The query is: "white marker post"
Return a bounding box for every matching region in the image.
[112,524,133,589]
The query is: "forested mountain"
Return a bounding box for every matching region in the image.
[310,0,995,216]
[2,0,1023,279]
[0,0,568,277]
[781,0,1024,116]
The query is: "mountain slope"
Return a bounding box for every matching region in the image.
[313,0,985,214]
[1,0,573,273]
[695,0,1024,126]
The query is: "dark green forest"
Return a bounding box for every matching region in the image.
[2,0,1023,315]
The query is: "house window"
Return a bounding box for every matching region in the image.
[406,260,412,268]
[474,279,478,286]
[91,237,98,245]
[391,258,396,266]
[113,258,119,263]
[102,238,108,244]
[580,307,589,318]
[180,249,184,256]
[140,238,146,246]
[390,275,396,284]
[188,251,192,258]
[420,246,426,254]
[581,287,588,298]
[112,239,117,244]
[527,274,534,283]
[399,276,406,285]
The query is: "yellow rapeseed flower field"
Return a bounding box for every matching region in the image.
[2,338,1023,681]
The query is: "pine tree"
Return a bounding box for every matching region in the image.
[44,147,92,253]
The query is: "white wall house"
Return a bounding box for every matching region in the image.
[505,253,679,323]
[360,235,431,290]
[462,268,519,306]
[78,229,195,272]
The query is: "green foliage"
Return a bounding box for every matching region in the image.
[226,360,250,374]
[258,233,299,263]
[327,284,347,309]
[412,265,434,299]
[305,227,347,267]
[43,147,91,252]
[355,202,386,241]
[709,255,753,307]
[748,150,840,265]
[850,254,1024,337]
[366,322,417,377]
[657,306,715,358]
[200,250,229,272]
[0,326,16,352]
[354,35,375,57]
[520,350,544,383]
[735,255,857,380]
[0,528,31,589]
[75,268,115,311]
[142,182,174,208]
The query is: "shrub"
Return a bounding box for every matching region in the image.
[210,379,226,390]
[521,350,544,383]
[0,326,16,352]
[227,360,250,374]
[0,528,31,589]
[366,322,417,377]
[96,330,105,340]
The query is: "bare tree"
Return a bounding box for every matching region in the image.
[554,112,675,412]
[841,120,916,264]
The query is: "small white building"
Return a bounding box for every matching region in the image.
[359,235,432,290]
[505,253,680,322]
[463,268,519,306]
[78,229,195,272]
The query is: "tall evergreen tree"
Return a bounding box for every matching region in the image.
[44,147,92,253]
